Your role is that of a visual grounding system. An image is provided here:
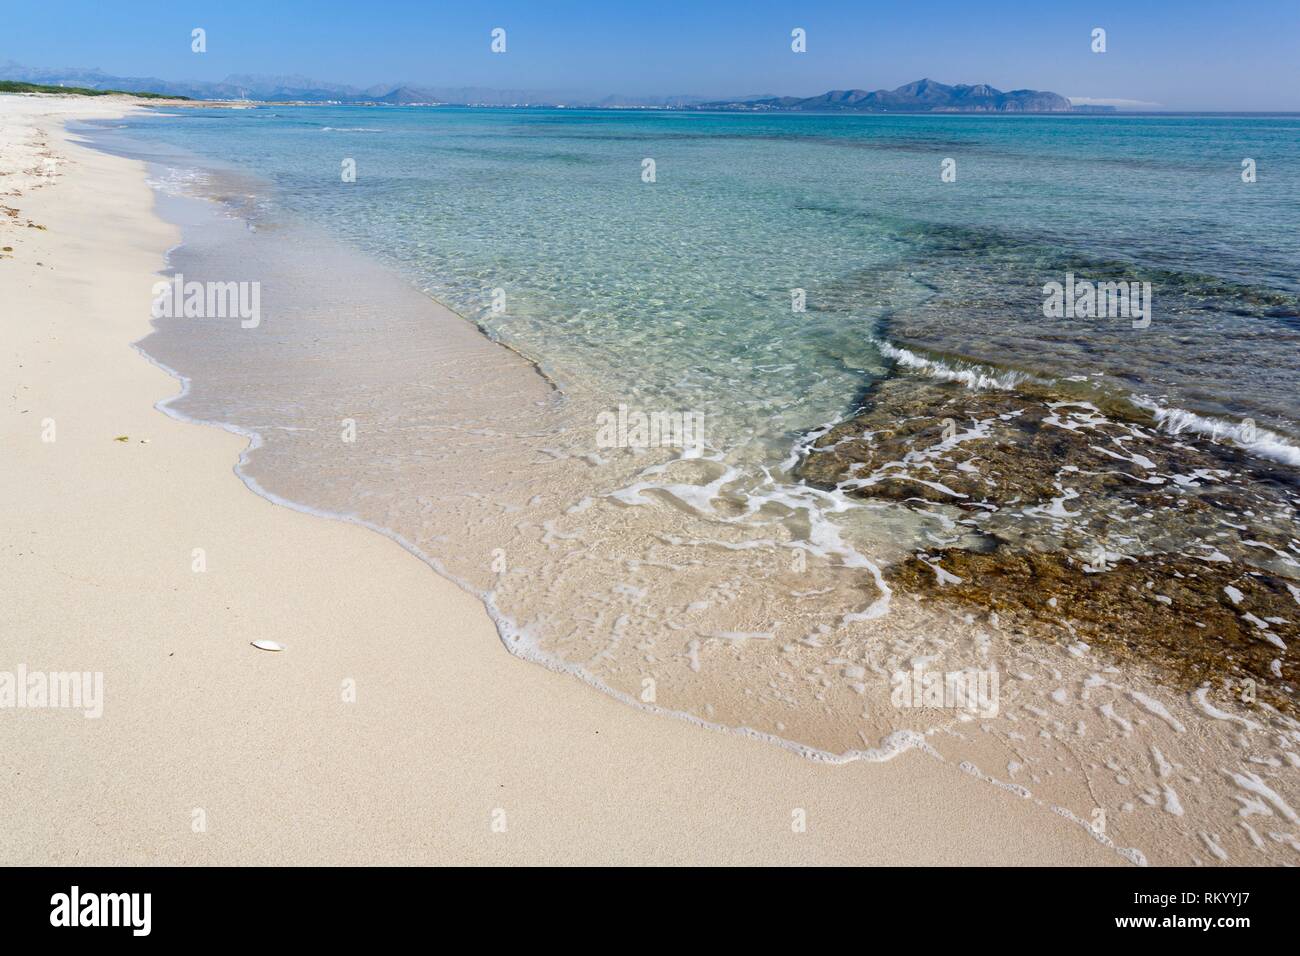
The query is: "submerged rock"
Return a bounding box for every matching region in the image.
[890,549,1297,716]
[797,371,1300,714]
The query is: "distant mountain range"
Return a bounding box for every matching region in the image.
[0,62,1093,112]
[701,79,1075,112]
[0,61,731,107]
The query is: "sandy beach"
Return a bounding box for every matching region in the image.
[0,94,1136,865]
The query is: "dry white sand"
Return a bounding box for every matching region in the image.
[0,94,1121,865]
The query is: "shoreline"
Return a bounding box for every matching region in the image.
[0,92,1170,865]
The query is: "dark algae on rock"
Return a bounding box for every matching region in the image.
[798,370,1300,715]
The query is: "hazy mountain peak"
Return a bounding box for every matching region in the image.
[703,79,1073,113]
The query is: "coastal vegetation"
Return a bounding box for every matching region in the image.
[0,80,184,99]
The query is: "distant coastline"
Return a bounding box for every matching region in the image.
[0,79,186,100]
[1,62,1096,112]
[14,62,1300,114]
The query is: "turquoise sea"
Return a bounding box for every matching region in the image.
[109,106,1300,456]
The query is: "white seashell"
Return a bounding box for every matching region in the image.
[250,640,284,652]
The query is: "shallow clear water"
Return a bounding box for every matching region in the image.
[113,107,1300,447]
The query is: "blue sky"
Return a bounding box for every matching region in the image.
[5,1,1299,109]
